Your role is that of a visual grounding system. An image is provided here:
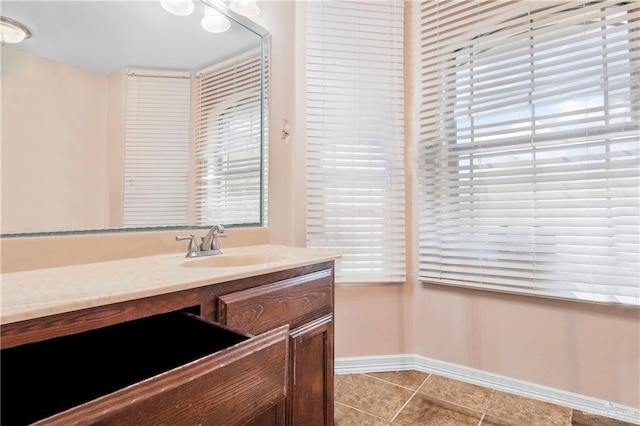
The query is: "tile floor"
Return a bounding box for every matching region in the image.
[335,371,637,426]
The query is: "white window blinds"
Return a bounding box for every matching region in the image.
[417,1,640,305]
[306,0,406,283]
[123,72,191,227]
[195,49,265,226]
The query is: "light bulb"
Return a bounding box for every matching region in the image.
[229,0,260,18]
[0,17,31,44]
[201,7,231,33]
[160,0,194,16]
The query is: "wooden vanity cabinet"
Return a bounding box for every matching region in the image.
[218,266,335,426]
[0,260,336,426]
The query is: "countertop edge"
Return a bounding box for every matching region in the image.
[1,244,341,325]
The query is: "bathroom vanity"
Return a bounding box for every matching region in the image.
[0,245,338,425]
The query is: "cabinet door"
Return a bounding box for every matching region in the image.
[288,314,334,426]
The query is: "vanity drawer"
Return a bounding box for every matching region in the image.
[1,311,289,426]
[218,269,334,335]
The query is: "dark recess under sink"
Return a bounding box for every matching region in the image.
[1,310,249,425]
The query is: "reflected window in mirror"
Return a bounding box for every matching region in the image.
[195,49,264,226]
[123,71,192,227]
[121,51,265,228]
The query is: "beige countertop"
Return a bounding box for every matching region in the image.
[0,244,340,325]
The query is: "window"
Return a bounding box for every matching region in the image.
[418,1,639,304]
[195,49,265,226]
[123,71,192,227]
[306,0,405,283]
[123,49,267,229]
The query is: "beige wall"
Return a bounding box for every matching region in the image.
[255,2,307,248]
[412,285,640,407]
[1,48,108,234]
[336,283,414,356]
[0,226,269,273]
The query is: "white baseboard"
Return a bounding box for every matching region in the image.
[335,354,640,425]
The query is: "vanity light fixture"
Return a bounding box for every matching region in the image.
[229,0,260,18]
[160,0,194,16]
[0,16,32,44]
[201,6,231,33]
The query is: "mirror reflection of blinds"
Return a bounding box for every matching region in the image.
[262,48,269,226]
[306,0,406,283]
[417,1,640,305]
[123,72,191,227]
[195,50,263,226]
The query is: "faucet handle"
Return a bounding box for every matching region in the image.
[200,233,227,251]
[176,234,199,256]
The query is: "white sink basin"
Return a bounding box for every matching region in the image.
[181,254,284,268]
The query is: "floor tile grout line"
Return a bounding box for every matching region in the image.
[477,389,497,426]
[477,389,576,426]
[389,373,433,424]
[362,372,430,393]
[334,400,391,424]
[477,413,486,426]
[420,373,496,417]
[482,389,497,414]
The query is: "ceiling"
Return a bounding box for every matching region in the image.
[1,0,261,74]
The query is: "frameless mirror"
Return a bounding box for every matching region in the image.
[0,0,268,236]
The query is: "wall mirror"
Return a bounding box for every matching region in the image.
[1,0,269,236]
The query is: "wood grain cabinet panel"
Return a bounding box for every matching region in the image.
[218,269,336,426]
[289,314,335,426]
[1,312,289,426]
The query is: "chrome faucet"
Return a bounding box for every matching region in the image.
[176,224,226,258]
[200,224,225,252]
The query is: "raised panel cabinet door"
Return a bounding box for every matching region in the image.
[288,314,334,426]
